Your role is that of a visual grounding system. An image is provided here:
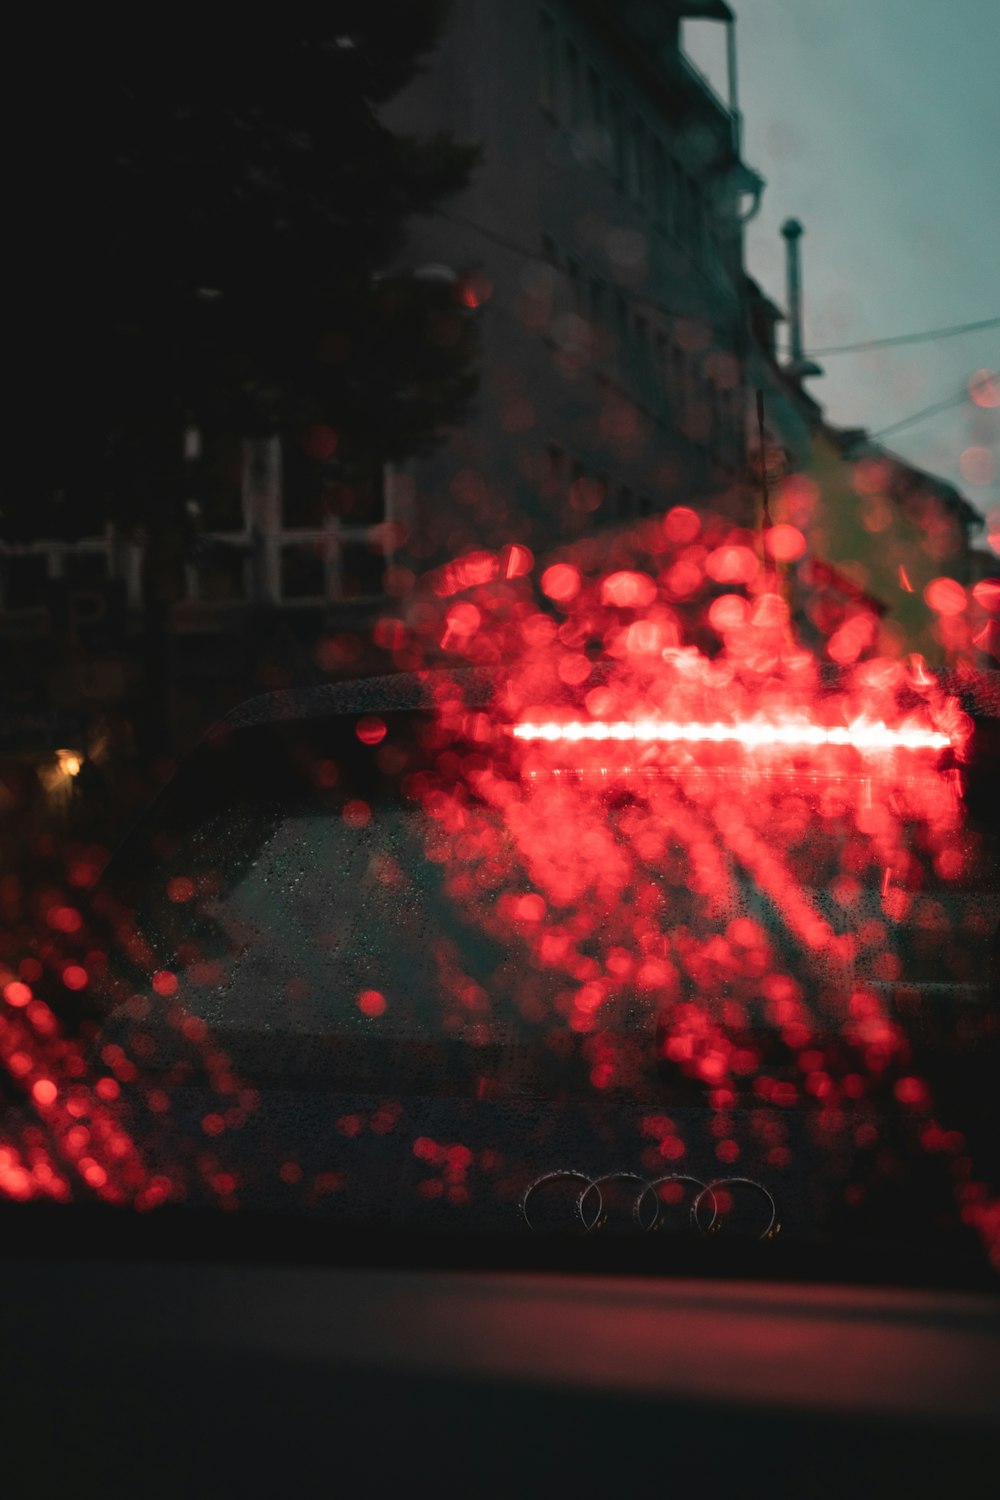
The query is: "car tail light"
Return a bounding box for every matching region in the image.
[510,719,953,752]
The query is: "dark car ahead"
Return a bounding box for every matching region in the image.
[20,668,997,1250]
[3,670,999,1498]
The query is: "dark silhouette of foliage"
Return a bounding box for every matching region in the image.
[8,5,479,544]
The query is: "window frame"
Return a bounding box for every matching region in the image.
[539,10,558,116]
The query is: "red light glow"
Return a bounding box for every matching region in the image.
[510,719,952,752]
[2,498,996,1271]
[764,524,806,562]
[356,716,387,746]
[969,370,1000,408]
[541,563,581,603]
[972,578,1000,613]
[388,506,998,1266]
[357,989,387,1017]
[958,446,995,487]
[924,577,967,617]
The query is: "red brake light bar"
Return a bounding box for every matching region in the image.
[510,720,953,752]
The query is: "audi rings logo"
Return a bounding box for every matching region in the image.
[520,1171,779,1240]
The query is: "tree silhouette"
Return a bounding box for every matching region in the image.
[8,6,479,740]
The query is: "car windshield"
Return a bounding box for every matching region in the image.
[4,664,984,1273]
[3,5,999,1286]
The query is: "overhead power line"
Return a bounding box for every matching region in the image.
[811,316,1000,357]
[432,206,997,451]
[436,206,1000,367]
[864,371,997,442]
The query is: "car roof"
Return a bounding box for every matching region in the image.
[219,665,1000,735]
[219,669,495,732]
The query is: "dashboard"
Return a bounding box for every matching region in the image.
[3,1239,998,1498]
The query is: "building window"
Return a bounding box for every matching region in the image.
[544,444,566,496]
[614,292,629,347]
[666,158,681,239]
[608,92,626,183]
[2,554,48,610]
[565,40,582,124]
[336,458,385,526]
[340,539,385,601]
[195,431,245,531]
[630,116,647,203]
[655,331,669,405]
[197,541,248,602]
[566,256,584,315]
[281,542,326,601]
[703,223,719,281]
[633,314,650,373]
[570,469,607,514]
[281,435,332,528]
[283,440,385,530]
[63,552,108,587]
[679,174,696,253]
[652,138,668,223]
[539,12,557,113]
[586,66,602,124]
[692,194,707,267]
[585,65,608,165]
[671,344,686,409]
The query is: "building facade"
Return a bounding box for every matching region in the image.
[383,0,761,564]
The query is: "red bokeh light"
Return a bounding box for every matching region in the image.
[2,502,995,1267]
[894,1077,930,1108]
[302,423,338,461]
[924,577,967,616]
[601,571,657,608]
[971,578,1000,613]
[343,799,371,829]
[958,446,995,487]
[357,989,387,1017]
[48,905,83,933]
[356,716,387,746]
[384,506,996,1255]
[708,594,750,632]
[988,509,1000,558]
[705,544,758,585]
[663,506,701,543]
[541,563,581,603]
[444,602,481,644]
[968,370,999,408]
[500,543,534,578]
[764,524,806,562]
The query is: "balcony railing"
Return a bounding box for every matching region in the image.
[671,47,739,151]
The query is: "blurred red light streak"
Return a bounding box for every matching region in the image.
[511,720,952,751]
